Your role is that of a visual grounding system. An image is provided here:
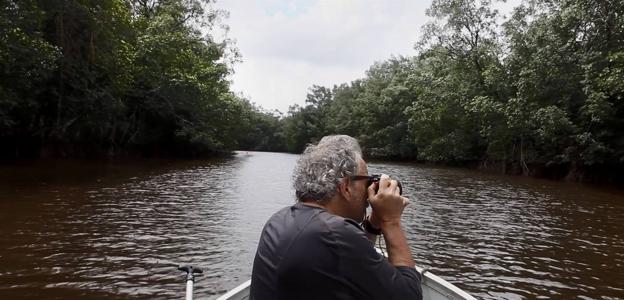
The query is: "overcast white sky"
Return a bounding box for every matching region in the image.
[212,0,519,113]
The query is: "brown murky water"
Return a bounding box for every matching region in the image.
[1,152,623,299]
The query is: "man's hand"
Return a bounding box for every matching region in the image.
[367,174,415,268]
[367,174,409,227]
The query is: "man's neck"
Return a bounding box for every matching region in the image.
[299,197,344,217]
[299,200,326,209]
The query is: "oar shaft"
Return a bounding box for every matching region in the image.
[185,278,194,300]
[178,265,202,300]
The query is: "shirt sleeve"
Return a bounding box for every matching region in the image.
[330,218,423,300]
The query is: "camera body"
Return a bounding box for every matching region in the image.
[368,174,403,195]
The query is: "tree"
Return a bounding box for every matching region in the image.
[0,0,242,158]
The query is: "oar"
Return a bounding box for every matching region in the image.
[178,265,203,300]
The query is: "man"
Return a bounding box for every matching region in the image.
[250,135,422,300]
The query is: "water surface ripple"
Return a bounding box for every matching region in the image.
[1,152,623,299]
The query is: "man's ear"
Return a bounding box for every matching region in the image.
[337,178,352,201]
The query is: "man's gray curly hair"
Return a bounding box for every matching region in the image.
[293,135,363,202]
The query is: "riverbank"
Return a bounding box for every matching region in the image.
[472,160,624,186]
[364,155,624,188]
[3,146,622,188]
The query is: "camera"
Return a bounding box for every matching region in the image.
[368,174,403,195]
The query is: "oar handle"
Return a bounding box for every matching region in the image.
[179,265,203,300]
[178,265,204,275]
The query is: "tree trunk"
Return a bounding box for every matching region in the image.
[502,150,507,174]
[56,6,65,137]
[520,137,529,176]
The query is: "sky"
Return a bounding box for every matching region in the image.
[212,0,519,113]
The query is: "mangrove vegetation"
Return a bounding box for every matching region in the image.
[1,0,623,182]
[243,0,624,182]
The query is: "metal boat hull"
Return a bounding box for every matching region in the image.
[216,266,475,300]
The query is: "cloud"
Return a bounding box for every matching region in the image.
[213,0,433,112]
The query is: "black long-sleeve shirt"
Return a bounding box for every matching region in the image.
[250,202,422,300]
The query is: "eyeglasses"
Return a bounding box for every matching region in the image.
[350,174,403,195]
[350,174,381,186]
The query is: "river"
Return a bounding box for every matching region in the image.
[1,151,623,299]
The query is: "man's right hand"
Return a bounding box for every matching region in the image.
[367,174,415,268]
[367,174,409,227]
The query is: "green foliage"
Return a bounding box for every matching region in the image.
[0,0,60,134]
[272,0,624,180]
[236,100,285,152]
[0,0,247,157]
[2,0,623,180]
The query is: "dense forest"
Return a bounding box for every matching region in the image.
[1,0,251,157]
[1,0,623,182]
[242,0,624,182]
